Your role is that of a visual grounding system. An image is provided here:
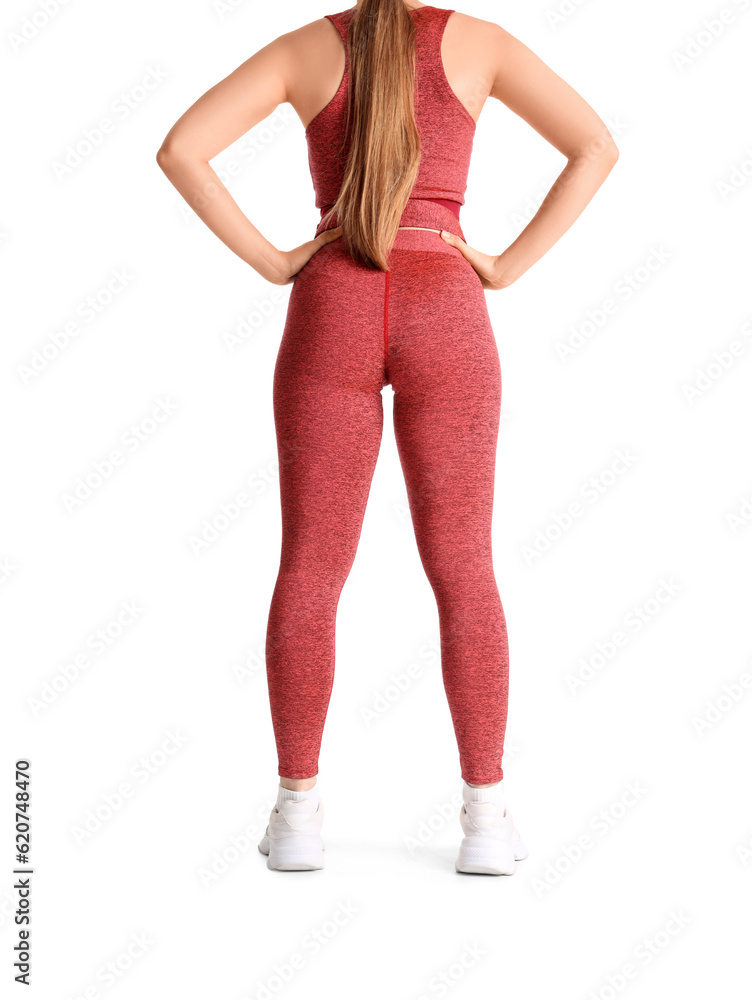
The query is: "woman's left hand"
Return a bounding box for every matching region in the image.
[439,230,513,290]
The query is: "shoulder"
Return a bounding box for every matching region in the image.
[265,13,344,61]
[444,8,507,40]
[447,10,510,45]
[443,9,526,66]
[440,9,513,67]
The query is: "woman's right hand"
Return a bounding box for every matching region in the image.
[439,230,515,290]
[268,226,344,285]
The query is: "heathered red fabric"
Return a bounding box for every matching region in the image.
[265,6,509,786]
[307,4,476,235]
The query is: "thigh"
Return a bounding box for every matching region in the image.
[273,252,386,568]
[388,252,502,563]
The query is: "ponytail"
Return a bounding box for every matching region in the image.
[321,0,421,271]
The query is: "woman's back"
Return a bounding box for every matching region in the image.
[305,5,477,223]
[290,4,488,133]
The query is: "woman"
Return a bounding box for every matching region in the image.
[157,0,618,875]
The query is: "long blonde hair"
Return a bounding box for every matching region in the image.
[320,0,421,271]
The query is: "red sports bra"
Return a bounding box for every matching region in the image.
[305,5,476,226]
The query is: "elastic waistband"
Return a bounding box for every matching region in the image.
[315,195,465,241]
[424,197,461,219]
[387,227,464,259]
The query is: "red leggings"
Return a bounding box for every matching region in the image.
[265,203,508,785]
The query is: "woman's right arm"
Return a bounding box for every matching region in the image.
[156,30,341,285]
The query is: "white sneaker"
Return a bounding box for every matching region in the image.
[455,780,528,875]
[258,793,325,871]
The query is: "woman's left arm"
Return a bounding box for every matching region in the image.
[441,20,620,290]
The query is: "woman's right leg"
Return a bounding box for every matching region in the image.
[265,244,386,781]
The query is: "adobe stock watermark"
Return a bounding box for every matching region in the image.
[681,318,752,404]
[510,114,628,229]
[181,108,299,225]
[507,127,620,256]
[725,483,752,533]
[584,909,692,1000]
[187,457,279,555]
[0,557,18,587]
[230,640,265,686]
[564,578,682,694]
[672,0,750,72]
[70,730,189,846]
[0,888,16,930]
[67,931,154,1000]
[554,246,671,362]
[545,0,593,30]
[17,267,134,384]
[53,67,169,179]
[60,397,179,512]
[359,639,440,725]
[241,900,359,1000]
[197,797,276,888]
[221,288,288,353]
[213,0,251,21]
[403,738,522,854]
[521,448,638,566]
[412,942,485,1000]
[188,431,305,554]
[530,781,647,898]
[691,668,752,737]
[8,0,73,52]
[735,829,752,866]
[461,69,496,123]
[716,141,752,200]
[26,600,145,716]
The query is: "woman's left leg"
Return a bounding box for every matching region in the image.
[387,243,508,786]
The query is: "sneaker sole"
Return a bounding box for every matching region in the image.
[258,834,325,871]
[455,832,528,876]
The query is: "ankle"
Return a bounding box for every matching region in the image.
[279,775,317,791]
[462,777,505,808]
[277,781,320,811]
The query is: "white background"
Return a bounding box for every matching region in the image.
[2,0,751,997]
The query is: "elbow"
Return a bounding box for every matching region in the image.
[156,135,191,172]
[594,136,620,167]
[568,139,619,181]
[156,141,177,172]
[156,139,209,174]
[570,136,620,166]
[603,142,620,179]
